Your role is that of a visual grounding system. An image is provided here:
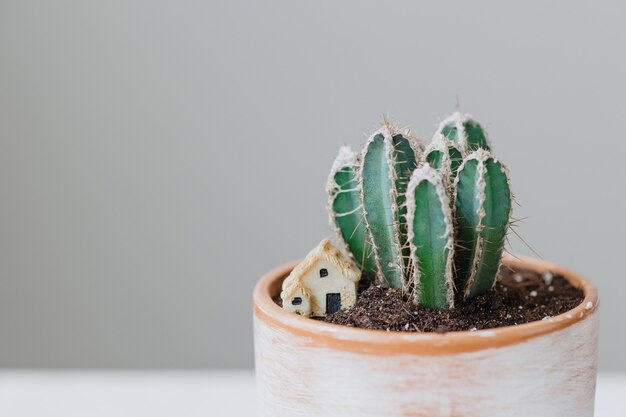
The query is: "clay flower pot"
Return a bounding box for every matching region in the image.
[253,255,599,417]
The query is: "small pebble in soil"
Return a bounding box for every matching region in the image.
[543,271,554,285]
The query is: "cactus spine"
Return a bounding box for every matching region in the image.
[360,126,419,288]
[327,111,511,308]
[406,164,455,309]
[453,149,512,299]
[327,146,377,274]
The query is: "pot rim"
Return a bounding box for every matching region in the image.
[253,254,598,355]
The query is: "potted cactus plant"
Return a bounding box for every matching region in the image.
[253,111,598,417]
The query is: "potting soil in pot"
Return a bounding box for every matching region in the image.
[322,266,584,332]
[274,266,585,332]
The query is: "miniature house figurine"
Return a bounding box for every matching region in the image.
[280,239,361,317]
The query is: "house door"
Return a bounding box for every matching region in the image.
[326,293,341,314]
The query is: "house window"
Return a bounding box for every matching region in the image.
[319,268,328,278]
[292,297,302,306]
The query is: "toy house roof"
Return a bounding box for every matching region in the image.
[281,239,361,300]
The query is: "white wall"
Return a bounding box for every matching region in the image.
[0,0,624,370]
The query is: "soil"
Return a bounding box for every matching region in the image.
[275,265,585,333]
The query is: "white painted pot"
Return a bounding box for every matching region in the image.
[253,255,599,417]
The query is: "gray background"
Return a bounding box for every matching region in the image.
[0,0,624,370]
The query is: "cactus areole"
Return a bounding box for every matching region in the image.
[327,111,512,309]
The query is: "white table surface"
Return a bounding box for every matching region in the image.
[0,370,623,416]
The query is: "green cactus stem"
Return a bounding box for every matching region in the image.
[406,164,455,309]
[424,133,463,181]
[326,111,512,308]
[360,125,419,288]
[327,146,377,274]
[392,132,421,272]
[453,149,512,300]
[437,111,491,153]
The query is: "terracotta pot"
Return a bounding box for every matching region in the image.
[253,255,599,417]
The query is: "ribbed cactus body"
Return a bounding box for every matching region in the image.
[327,112,511,308]
[425,134,463,181]
[406,164,454,309]
[360,128,419,288]
[453,149,512,299]
[327,146,377,274]
[391,133,420,270]
[438,111,491,153]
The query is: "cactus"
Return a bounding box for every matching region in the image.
[327,146,377,274]
[424,133,463,182]
[360,126,419,288]
[327,111,512,307]
[437,111,491,153]
[453,149,512,299]
[406,164,455,309]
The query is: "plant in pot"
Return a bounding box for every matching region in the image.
[253,111,598,417]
